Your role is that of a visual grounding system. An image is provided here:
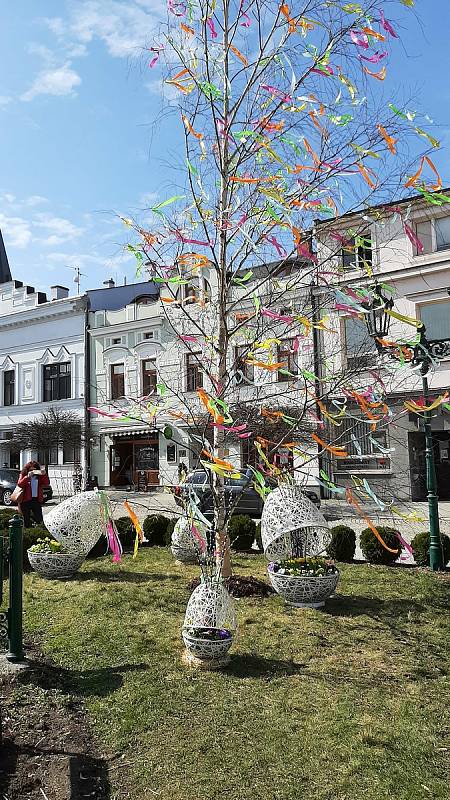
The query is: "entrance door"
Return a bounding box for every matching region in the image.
[110,442,134,486]
[408,430,450,501]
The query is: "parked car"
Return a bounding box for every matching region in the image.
[173,469,320,519]
[0,468,53,506]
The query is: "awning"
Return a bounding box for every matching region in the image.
[103,427,156,438]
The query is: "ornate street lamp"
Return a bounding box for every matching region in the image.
[363,281,394,344]
[363,284,443,571]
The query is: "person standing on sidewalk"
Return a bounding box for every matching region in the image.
[17,461,50,528]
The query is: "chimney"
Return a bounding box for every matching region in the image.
[103,278,115,289]
[50,285,69,301]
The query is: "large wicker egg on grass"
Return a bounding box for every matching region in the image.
[182,579,237,662]
[261,486,339,608]
[44,491,103,556]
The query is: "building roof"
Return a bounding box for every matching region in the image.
[87,280,159,312]
[0,230,12,284]
[314,188,450,229]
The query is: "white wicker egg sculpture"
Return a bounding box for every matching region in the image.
[261,485,330,561]
[44,491,104,556]
[171,517,199,564]
[183,579,237,633]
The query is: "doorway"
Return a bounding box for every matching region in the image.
[408,430,450,500]
[110,436,160,487]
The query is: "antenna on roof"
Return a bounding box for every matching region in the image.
[66,265,87,294]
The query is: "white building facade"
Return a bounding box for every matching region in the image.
[316,194,450,502]
[0,278,86,498]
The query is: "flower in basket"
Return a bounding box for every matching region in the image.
[186,626,232,641]
[29,537,63,554]
[268,556,337,577]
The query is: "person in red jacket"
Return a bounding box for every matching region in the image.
[17,461,50,528]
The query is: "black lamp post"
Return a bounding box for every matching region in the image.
[363,282,443,571]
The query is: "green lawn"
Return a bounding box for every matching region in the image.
[23,550,449,800]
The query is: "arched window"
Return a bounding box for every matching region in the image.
[135,295,157,306]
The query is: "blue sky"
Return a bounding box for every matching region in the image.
[0,0,449,294]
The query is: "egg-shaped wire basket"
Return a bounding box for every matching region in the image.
[171,517,200,564]
[44,491,103,556]
[261,485,331,561]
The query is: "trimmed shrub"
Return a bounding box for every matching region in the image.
[360,525,401,565]
[143,514,173,546]
[115,516,136,550]
[229,515,256,551]
[411,531,450,567]
[327,525,356,562]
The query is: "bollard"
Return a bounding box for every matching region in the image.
[6,515,24,662]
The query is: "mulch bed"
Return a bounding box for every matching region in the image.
[0,643,111,800]
[188,574,274,598]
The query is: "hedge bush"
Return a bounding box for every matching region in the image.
[114,516,136,550]
[411,531,450,567]
[360,525,401,565]
[326,525,356,562]
[229,515,256,551]
[143,514,173,546]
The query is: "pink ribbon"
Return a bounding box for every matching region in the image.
[260,84,292,102]
[380,9,399,38]
[206,18,218,38]
[265,235,287,258]
[360,51,388,64]
[261,308,294,323]
[404,222,423,254]
[350,29,369,49]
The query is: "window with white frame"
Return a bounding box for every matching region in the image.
[341,233,372,272]
[343,317,377,369]
[335,418,390,472]
[3,370,15,406]
[413,215,450,255]
[419,300,450,342]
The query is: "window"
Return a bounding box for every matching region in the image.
[436,216,450,251]
[242,438,259,469]
[186,353,203,391]
[136,295,156,306]
[144,331,154,340]
[167,444,176,463]
[341,234,372,271]
[343,317,377,369]
[413,215,450,255]
[235,345,254,384]
[63,444,80,464]
[3,370,15,406]
[38,447,59,465]
[43,362,71,401]
[142,359,157,395]
[110,363,125,400]
[112,337,121,345]
[414,220,433,255]
[277,340,298,382]
[176,277,210,305]
[335,418,390,471]
[420,301,450,342]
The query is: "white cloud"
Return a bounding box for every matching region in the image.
[0,96,12,108]
[2,194,16,204]
[21,62,81,101]
[33,213,83,246]
[26,43,56,64]
[46,1,164,59]
[26,195,49,207]
[0,214,33,248]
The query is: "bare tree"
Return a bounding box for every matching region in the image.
[97,1,434,575]
[14,408,84,470]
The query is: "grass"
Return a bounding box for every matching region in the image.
[22,550,449,800]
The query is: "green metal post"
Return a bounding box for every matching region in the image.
[6,514,24,662]
[421,366,443,571]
